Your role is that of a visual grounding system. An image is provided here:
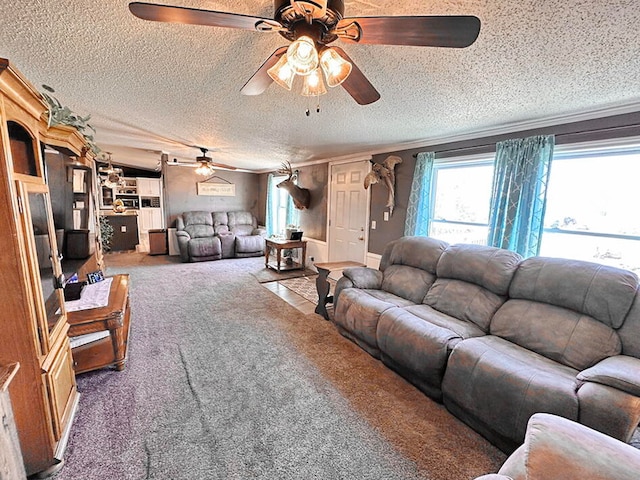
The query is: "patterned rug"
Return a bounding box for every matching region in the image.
[278,275,336,304]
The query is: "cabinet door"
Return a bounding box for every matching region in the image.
[42,333,77,441]
[137,178,161,196]
[150,208,163,229]
[17,182,65,354]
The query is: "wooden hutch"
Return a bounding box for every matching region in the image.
[0,58,104,476]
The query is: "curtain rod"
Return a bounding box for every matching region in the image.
[411,123,640,158]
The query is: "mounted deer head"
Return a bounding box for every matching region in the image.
[276,161,311,210]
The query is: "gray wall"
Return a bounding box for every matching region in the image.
[257,164,328,241]
[164,166,260,227]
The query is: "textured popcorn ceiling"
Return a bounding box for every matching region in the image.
[1,1,639,170]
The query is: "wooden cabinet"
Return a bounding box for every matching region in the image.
[0,58,81,476]
[137,177,161,196]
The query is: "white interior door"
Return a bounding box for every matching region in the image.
[328,160,369,263]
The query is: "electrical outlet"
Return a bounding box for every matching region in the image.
[371,220,377,229]
[383,212,389,221]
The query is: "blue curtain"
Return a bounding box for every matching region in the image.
[404,151,435,236]
[265,174,299,236]
[487,135,555,257]
[265,174,277,236]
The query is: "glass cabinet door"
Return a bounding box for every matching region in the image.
[17,182,65,353]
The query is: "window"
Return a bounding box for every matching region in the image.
[429,160,494,245]
[540,145,640,273]
[266,174,299,236]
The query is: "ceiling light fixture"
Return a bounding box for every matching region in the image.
[195,161,215,176]
[267,36,352,110]
[98,152,125,188]
[301,68,326,97]
[320,47,352,87]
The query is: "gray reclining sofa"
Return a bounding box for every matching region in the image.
[334,236,640,452]
[176,211,266,262]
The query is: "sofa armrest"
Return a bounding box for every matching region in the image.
[175,230,190,239]
[342,267,383,290]
[577,355,640,397]
[519,413,640,480]
[253,226,267,236]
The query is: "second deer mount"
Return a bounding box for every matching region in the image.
[276,161,311,210]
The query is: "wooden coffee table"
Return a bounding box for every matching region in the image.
[265,238,307,272]
[314,261,365,320]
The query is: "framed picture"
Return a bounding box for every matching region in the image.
[196,182,236,196]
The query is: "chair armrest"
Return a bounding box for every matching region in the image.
[520,413,640,480]
[577,355,640,397]
[342,267,383,289]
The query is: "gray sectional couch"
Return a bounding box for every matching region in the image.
[333,236,640,452]
[175,211,266,262]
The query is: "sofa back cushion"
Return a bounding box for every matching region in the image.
[491,257,635,369]
[381,265,438,304]
[509,257,638,329]
[212,212,229,235]
[378,236,448,304]
[228,211,257,236]
[491,299,622,370]
[424,244,522,332]
[379,236,448,274]
[182,211,214,238]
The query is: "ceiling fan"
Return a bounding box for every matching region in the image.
[165,147,237,175]
[128,1,481,105]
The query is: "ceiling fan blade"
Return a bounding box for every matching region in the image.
[332,47,380,105]
[337,15,481,48]
[240,46,288,96]
[129,2,283,32]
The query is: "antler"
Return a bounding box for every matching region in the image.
[277,161,294,179]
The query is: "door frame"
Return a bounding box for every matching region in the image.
[326,156,372,263]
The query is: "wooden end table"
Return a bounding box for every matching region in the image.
[66,274,132,374]
[314,261,365,320]
[265,238,307,272]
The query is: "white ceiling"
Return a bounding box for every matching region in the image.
[1,1,640,171]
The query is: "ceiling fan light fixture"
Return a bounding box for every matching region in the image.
[286,35,319,76]
[267,53,295,90]
[320,47,352,87]
[195,161,215,176]
[301,68,326,96]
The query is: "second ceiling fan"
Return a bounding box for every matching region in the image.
[129,1,481,105]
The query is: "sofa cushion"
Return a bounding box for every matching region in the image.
[235,234,264,254]
[361,289,416,308]
[377,307,464,391]
[333,289,397,353]
[187,236,221,259]
[228,211,257,228]
[436,244,522,296]
[443,336,580,446]
[182,211,213,227]
[380,236,448,273]
[182,211,215,238]
[381,264,437,304]
[509,257,639,329]
[423,244,521,332]
[403,304,486,339]
[491,299,622,370]
[425,279,506,333]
